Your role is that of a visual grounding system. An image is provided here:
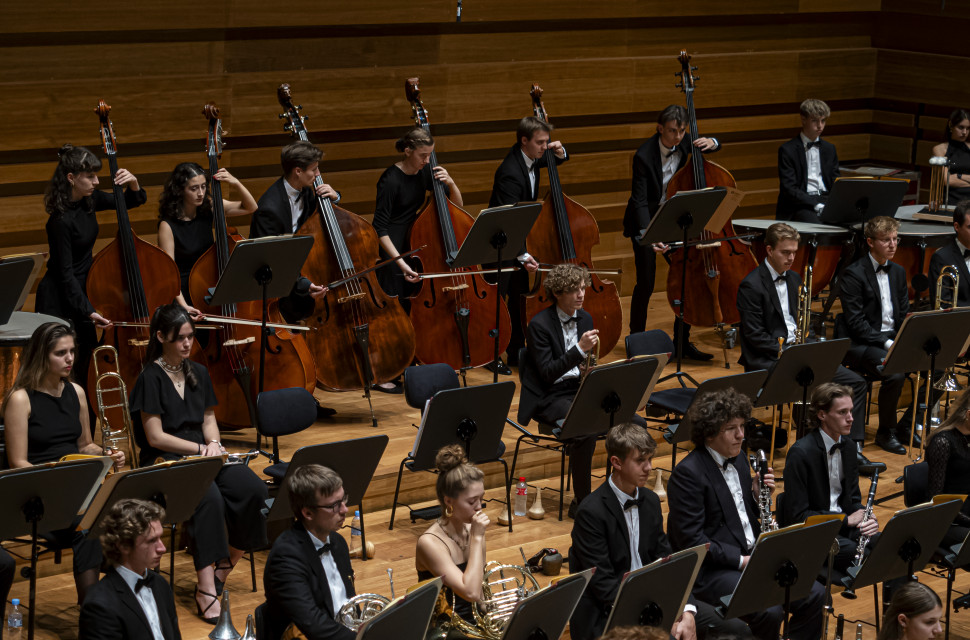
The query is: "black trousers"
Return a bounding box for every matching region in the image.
[0,548,14,607]
[188,464,269,570]
[779,194,827,223]
[844,344,909,435]
[630,237,691,345]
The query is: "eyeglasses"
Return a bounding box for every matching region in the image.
[309,496,349,512]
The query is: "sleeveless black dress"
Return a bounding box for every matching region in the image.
[417,531,475,624]
[164,211,215,307]
[945,140,970,204]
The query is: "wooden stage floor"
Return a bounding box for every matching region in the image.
[5,296,970,640]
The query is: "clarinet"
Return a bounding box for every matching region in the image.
[753,449,778,531]
[852,468,880,566]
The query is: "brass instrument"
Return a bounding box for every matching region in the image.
[794,263,813,345]
[210,590,241,640]
[152,451,260,467]
[929,156,950,213]
[92,345,139,468]
[933,265,964,408]
[581,334,599,382]
[751,449,778,532]
[335,567,395,631]
[441,560,540,640]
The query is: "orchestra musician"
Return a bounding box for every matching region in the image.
[878,582,944,640]
[836,216,919,455]
[622,105,720,361]
[931,109,970,205]
[156,162,257,319]
[486,116,550,371]
[666,388,825,640]
[926,387,970,550]
[781,383,881,573]
[78,499,181,640]
[928,199,970,308]
[36,144,145,395]
[2,321,125,604]
[128,303,268,623]
[736,222,870,466]
[263,464,356,640]
[569,422,751,640]
[415,444,488,629]
[0,550,12,621]
[776,99,840,223]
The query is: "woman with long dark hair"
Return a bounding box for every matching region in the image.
[932,109,970,205]
[129,302,268,623]
[926,387,970,549]
[157,162,257,318]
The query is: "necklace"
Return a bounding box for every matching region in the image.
[156,357,183,374]
[438,520,469,551]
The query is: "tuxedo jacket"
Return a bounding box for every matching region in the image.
[737,261,800,371]
[775,136,840,218]
[488,143,567,208]
[249,177,318,239]
[782,429,863,536]
[79,568,181,640]
[517,305,593,424]
[929,239,970,308]
[622,133,692,238]
[836,256,909,347]
[263,523,356,640]
[667,447,761,599]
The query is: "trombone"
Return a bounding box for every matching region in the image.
[92,345,140,469]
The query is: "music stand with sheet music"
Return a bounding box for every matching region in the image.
[500,568,593,640]
[638,188,729,387]
[0,253,45,324]
[390,381,515,531]
[718,517,844,640]
[355,578,443,640]
[264,436,388,561]
[605,545,707,634]
[821,178,910,226]
[0,458,113,640]
[451,203,543,383]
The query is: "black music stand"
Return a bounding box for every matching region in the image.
[0,458,113,640]
[391,381,515,531]
[0,253,44,324]
[638,188,728,387]
[605,545,707,634]
[718,517,844,640]
[356,577,443,640]
[755,339,851,440]
[821,178,910,226]
[265,436,388,561]
[499,568,593,640]
[451,203,543,382]
[940,525,970,640]
[559,357,661,439]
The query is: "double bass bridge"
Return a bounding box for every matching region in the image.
[337,292,367,304]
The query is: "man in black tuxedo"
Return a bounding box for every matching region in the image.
[623,105,720,360]
[486,116,554,371]
[667,389,825,640]
[782,383,880,573]
[264,464,356,640]
[776,99,840,222]
[928,200,970,308]
[837,216,916,455]
[570,423,752,640]
[79,499,181,640]
[737,222,870,465]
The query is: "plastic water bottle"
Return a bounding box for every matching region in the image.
[350,510,362,554]
[7,598,23,640]
[514,478,528,517]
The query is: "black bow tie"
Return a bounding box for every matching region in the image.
[316,542,332,556]
[664,147,678,159]
[876,263,891,274]
[623,495,644,511]
[722,456,737,470]
[562,315,579,325]
[774,275,786,284]
[829,441,844,455]
[963,249,970,259]
[805,140,821,150]
[134,573,154,593]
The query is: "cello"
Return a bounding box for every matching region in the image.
[188,103,316,429]
[86,101,182,405]
[404,78,512,371]
[524,84,622,357]
[276,85,416,416]
[664,52,755,331]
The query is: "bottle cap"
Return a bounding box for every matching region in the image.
[519,477,525,481]
[354,510,360,517]
[11,599,18,606]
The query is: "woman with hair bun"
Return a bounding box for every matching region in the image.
[932,109,970,204]
[415,444,487,624]
[878,581,943,640]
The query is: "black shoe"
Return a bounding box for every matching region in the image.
[678,342,714,361]
[856,451,887,476]
[875,432,906,455]
[316,404,337,419]
[896,429,921,449]
[372,381,403,394]
[485,359,512,376]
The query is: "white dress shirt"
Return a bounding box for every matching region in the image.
[800,132,825,195]
[283,179,304,233]
[308,531,349,613]
[520,149,538,199]
[658,140,680,206]
[608,475,642,571]
[706,446,756,555]
[819,430,845,513]
[116,564,165,640]
[765,260,797,343]
[554,307,585,384]
[868,254,895,345]
[957,238,970,275]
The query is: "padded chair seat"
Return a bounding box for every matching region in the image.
[648,388,695,415]
[264,462,289,481]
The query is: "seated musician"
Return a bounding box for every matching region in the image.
[776,99,840,223]
[880,582,944,640]
[129,303,268,624]
[415,444,488,631]
[79,499,180,640]
[263,464,356,640]
[737,222,870,466]
[569,422,752,640]
[836,216,918,455]
[931,110,970,205]
[928,199,970,308]
[3,321,125,604]
[0,549,11,619]
[926,387,970,551]
[782,383,880,573]
[666,388,825,640]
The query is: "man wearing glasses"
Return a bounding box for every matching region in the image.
[264,464,356,640]
[836,216,918,455]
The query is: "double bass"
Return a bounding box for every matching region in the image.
[524,84,622,356]
[276,85,416,415]
[404,78,512,371]
[86,101,181,403]
[664,52,755,330]
[188,103,315,429]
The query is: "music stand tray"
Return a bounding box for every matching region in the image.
[755,339,851,408]
[356,578,443,640]
[669,370,768,446]
[821,178,909,225]
[881,309,970,377]
[605,544,708,634]
[559,357,661,440]
[500,568,593,640]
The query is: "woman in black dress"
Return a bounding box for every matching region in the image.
[156,162,257,319]
[129,303,268,623]
[932,109,970,204]
[926,387,970,550]
[35,144,146,392]
[2,322,126,603]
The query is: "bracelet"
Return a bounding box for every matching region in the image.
[199,443,204,455]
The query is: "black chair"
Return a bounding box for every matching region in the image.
[389,364,513,532]
[255,387,318,482]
